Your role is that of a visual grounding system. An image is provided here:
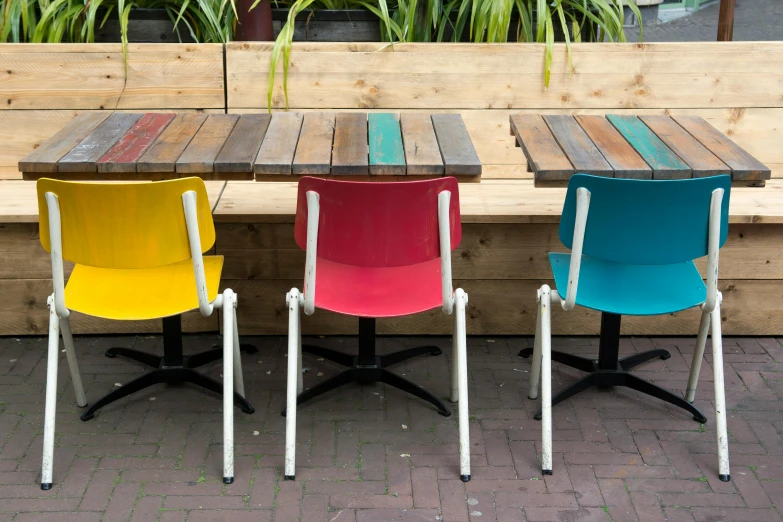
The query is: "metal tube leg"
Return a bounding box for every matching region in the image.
[297,315,303,396]
[454,289,471,482]
[529,291,543,400]
[285,289,301,480]
[710,301,730,482]
[41,297,60,490]
[540,285,553,475]
[686,310,710,403]
[450,309,459,404]
[232,307,245,399]
[60,317,86,408]
[222,291,236,485]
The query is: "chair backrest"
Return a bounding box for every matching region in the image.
[560,174,731,265]
[37,178,215,269]
[294,177,462,267]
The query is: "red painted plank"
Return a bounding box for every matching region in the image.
[97,113,176,173]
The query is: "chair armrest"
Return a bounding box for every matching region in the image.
[438,190,454,315]
[562,187,591,312]
[182,191,218,316]
[44,192,70,318]
[702,188,724,313]
[303,191,320,316]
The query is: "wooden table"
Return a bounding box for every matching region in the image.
[510,114,770,185]
[19,112,482,182]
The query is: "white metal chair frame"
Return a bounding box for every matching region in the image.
[40,190,246,490]
[284,190,471,481]
[528,187,730,480]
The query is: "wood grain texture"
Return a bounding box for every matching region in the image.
[673,115,771,181]
[136,113,208,173]
[331,112,368,175]
[18,112,111,173]
[431,114,482,177]
[176,114,239,175]
[575,115,651,179]
[96,112,176,173]
[368,113,405,175]
[292,112,335,175]
[510,114,573,180]
[214,114,271,176]
[254,112,304,176]
[606,114,692,179]
[399,113,444,176]
[543,115,612,177]
[57,112,143,173]
[639,115,730,178]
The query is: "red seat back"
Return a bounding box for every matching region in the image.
[295,177,462,268]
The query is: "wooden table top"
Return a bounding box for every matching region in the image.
[19,112,482,182]
[510,114,770,185]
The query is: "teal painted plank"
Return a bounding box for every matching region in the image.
[606,115,692,179]
[368,113,406,175]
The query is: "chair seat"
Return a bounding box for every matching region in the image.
[65,256,224,320]
[549,253,706,316]
[312,258,443,318]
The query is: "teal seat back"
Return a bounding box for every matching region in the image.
[560,174,731,266]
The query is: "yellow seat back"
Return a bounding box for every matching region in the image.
[37,178,215,269]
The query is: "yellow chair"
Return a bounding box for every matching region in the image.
[36,178,250,489]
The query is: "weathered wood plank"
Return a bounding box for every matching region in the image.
[214,114,272,176]
[639,115,730,178]
[292,112,335,175]
[574,115,651,179]
[399,113,444,176]
[18,113,112,173]
[57,113,143,173]
[673,115,771,181]
[254,112,304,176]
[331,112,369,175]
[510,114,573,180]
[136,113,208,173]
[96,113,176,174]
[368,113,405,176]
[176,114,239,176]
[431,114,481,177]
[606,114,692,179]
[543,115,613,177]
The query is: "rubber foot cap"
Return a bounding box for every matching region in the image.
[41,483,52,491]
[719,474,731,482]
[437,409,452,417]
[284,475,295,481]
[460,474,471,483]
[542,469,553,476]
[223,477,234,485]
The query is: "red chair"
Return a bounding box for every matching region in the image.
[283,176,470,482]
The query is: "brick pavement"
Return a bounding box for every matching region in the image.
[1,333,782,521]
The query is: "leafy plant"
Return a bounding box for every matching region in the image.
[258,0,643,109]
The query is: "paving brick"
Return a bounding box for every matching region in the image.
[411,467,440,508]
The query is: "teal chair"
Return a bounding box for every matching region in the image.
[522,173,731,482]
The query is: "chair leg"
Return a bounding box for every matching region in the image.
[529,293,543,400]
[284,289,301,481]
[710,300,730,482]
[297,316,304,396]
[454,289,471,482]
[221,291,236,485]
[60,317,87,408]
[686,310,711,403]
[41,297,60,490]
[450,310,459,404]
[539,285,553,475]
[232,308,245,399]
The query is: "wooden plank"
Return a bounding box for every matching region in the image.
[254,112,304,176]
[57,113,143,173]
[368,113,405,176]
[509,114,573,180]
[96,113,176,174]
[176,114,240,176]
[18,113,111,173]
[291,113,335,175]
[543,115,613,177]
[431,114,482,177]
[673,115,771,181]
[331,112,369,175]
[214,114,272,175]
[606,114,692,179]
[136,113,208,173]
[399,113,444,176]
[574,115,652,179]
[639,115,730,178]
